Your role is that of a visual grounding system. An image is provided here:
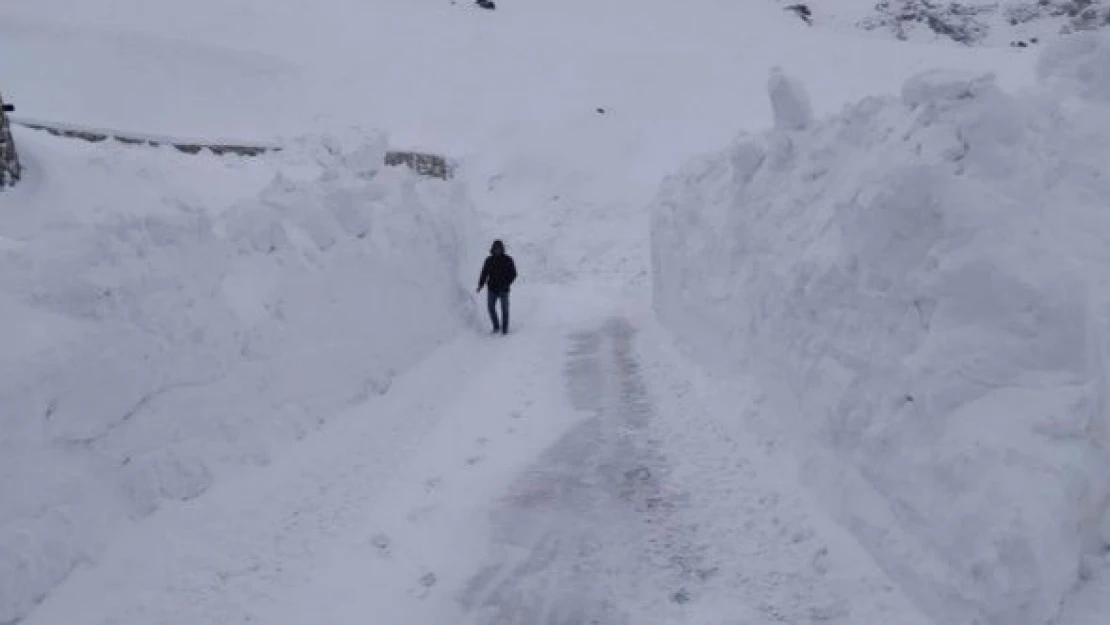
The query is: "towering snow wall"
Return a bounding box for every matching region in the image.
[0,129,481,623]
[651,32,1110,625]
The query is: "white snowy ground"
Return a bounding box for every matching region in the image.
[3,0,1105,624]
[16,278,942,625]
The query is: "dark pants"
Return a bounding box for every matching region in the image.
[487,290,509,333]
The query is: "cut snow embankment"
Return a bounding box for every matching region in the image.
[0,128,480,624]
[651,32,1110,625]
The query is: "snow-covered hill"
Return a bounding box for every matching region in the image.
[790,0,1109,47]
[651,31,1110,625]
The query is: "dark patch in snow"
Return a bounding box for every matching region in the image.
[371,533,391,554]
[785,3,813,24]
[856,0,1109,45]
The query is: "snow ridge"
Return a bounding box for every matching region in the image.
[0,129,480,624]
[651,31,1110,625]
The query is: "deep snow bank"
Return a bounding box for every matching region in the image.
[651,32,1110,625]
[0,129,479,623]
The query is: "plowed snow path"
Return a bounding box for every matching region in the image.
[24,285,929,625]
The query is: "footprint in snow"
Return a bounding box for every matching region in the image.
[409,571,438,599]
[466,455,484,466]
[370,533,391,556]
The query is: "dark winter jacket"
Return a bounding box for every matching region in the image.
[479,253,517,293]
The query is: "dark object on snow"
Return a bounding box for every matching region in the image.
[785,3,812,24]
[478,239,518,334]
[384,150,453,180]
[476,0,496,9]
[596,107,606,114]
[0,92,20,189]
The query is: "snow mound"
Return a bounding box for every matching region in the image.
[0,128,480,624]
[651,32,1110,625]
[768,66,814,131]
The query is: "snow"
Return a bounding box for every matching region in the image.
[10,282,941,625]
[769,66,815,131]
[13,311,571,625]
[651,31,1110,625]
[801,0,1110,47]
[4,0,1108,623]
[1037,29,1110,101]
[0,127,480,623]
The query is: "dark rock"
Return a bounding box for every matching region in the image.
[785,3,813,24]
[0,92,20,189]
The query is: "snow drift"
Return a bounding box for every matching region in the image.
[0,129,480,623]
[651,31,1110,625]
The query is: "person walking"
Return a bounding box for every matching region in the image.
[477,239,517,334]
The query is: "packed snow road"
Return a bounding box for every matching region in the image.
[21,280,932,625]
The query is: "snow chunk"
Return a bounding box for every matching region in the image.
[302,127,390,180]
[652,35,1110,625]
[901,69,998,108]
[729,139,766,188]
[767,66,813,131]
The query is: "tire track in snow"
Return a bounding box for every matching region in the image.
[634,315,938,625]
[460,317,713,624]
